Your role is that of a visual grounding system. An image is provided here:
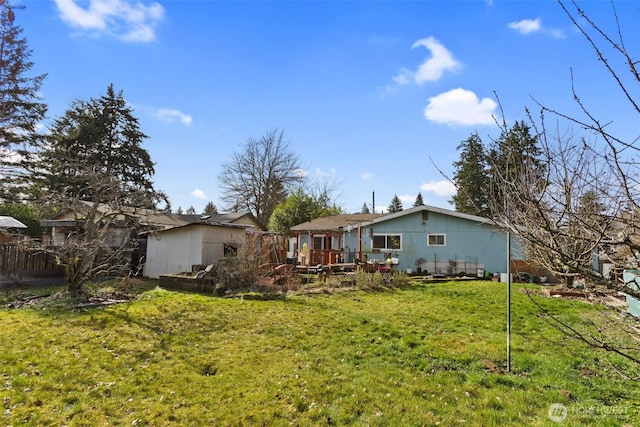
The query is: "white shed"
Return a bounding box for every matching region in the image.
[144,222,248,279]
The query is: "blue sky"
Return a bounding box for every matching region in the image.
[16,0,640,214]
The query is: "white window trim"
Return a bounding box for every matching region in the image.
[372,233,403,251]
[427,233,446,246]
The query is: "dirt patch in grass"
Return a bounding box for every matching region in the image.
[1,277,156,310]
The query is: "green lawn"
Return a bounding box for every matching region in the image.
[1,280,638,426]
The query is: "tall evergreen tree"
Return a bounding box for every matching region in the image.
[28,85,166,292]
[388,194,403,213]
[203,201,218,215]
[361,202,370,214]
[0,1,47,203]
[413,192,425,207]
[487,121,544,213]
[32,84,162,208]
[451,133,490,217]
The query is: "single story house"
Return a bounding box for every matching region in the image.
[290,205,519,276]
[144,222,251,279]
[40,202,265,247]
[40,203,266,277]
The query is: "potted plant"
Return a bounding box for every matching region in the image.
[415,257,426,273]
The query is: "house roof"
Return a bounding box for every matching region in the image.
[0,216,27,229]
[290,213,385,232]
[40,202,265,230]
[289,206,494,233]
[364,205,494,226]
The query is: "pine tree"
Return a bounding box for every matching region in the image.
[186,206,196,215]
[487,121,544,212]
[0,1,47,203]
[203,201,218,215]
[28,85,165,292]
[388,195,403,213]
[451,133,490,217]
[32,84,161,208]
[361,202,370,214]
[413,192,425,207]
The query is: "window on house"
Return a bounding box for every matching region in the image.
[422,211,429,222]
[373,234,402,251]
[427,234,446,246]
[330,236,340,250]
[313,235,325,250]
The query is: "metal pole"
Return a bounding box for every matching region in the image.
[506,229,512,373]
[307,221,311,284]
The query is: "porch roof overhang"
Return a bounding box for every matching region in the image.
[290,214,385,233]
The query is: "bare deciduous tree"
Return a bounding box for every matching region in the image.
[218,129,304,226]
[44,167,143,293]
[487,0,640,374]
[491,0,640,296]
[33,85,165,292]
[489,123,625,288]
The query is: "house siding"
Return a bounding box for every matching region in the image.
[362,210,513,275]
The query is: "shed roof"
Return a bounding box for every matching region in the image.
[0,216,27,229]
[149,221,250,235]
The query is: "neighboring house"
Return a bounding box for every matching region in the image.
[40,203,265,247]
[290,206,518,275]
[39,203,266,277]
[144,222,249,279]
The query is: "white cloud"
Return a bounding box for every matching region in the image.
[54,0,164,43]
[508,18,541,35]
[394,36,461,85]
[424,88,497,126]
[295,168,309,177]
[361,172,374,180]
[398,194,416,205]
[190,189,206,199]
[549,29,566,39]
[157,108,192,126]
[420,180,456,197]
[315,168,336,177]
[508,18,565,39]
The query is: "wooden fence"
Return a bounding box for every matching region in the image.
[0,243,61,273]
